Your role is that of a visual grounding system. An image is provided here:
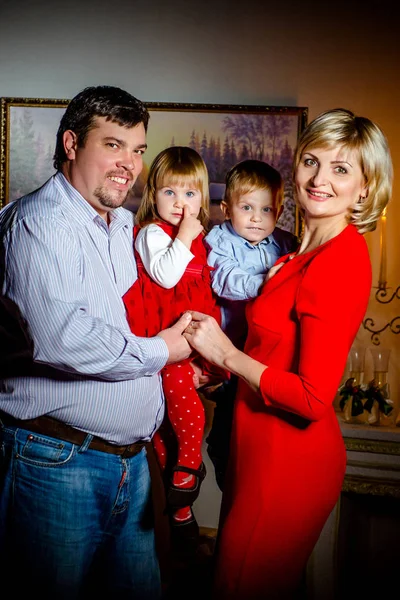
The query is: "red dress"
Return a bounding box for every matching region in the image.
[213,225,372,599]
[123,222,223,477]
[124,222,221,339]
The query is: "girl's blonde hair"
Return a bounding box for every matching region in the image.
[136,146,210,229]
[293,108,393,233]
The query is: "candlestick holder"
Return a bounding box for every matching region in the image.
[378,207,387,289]
[364,347,394,426]
[339,347,367,424]
[347,346,365,386]
[363,209,400,345]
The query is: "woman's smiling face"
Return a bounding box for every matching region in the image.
[295,145,368,224]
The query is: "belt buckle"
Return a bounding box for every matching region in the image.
[121,443,136,458]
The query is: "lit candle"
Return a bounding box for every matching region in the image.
[378,208,387,289]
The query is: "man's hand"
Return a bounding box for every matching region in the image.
[157,312,192,365]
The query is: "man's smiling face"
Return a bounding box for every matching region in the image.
[62,116,147,219]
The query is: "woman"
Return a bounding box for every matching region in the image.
[183,108,392,599]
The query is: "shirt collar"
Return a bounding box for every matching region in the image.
[267,229,282,250]
[54,172,133,229]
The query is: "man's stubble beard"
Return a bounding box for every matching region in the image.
[93,184,132,210]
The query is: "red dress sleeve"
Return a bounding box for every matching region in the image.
[258,232,371,421]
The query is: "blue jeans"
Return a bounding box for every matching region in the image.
[0,422,161,599]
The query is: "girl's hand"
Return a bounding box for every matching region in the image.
[190,360,211,389]
[176,204,204,248]
[182,311,266,394]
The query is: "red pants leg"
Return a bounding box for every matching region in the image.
[162,362,205,472]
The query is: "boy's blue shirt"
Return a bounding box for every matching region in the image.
[204,220,298,347]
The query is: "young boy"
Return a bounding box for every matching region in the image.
[204,159,298,490]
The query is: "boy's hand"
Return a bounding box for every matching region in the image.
[176,204,203,248]
[259,262,285,293]
[265,262,284,282]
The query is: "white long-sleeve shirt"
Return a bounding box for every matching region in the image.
[134,223,194,288]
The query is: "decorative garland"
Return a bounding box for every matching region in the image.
[364,379,393,416]
[339,378,365,416]
[339,377,393,418]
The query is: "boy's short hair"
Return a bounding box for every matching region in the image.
[225,160,284,211]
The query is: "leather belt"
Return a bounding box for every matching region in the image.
[0,411,147,458]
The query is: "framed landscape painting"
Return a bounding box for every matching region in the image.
[0,97,69,207]
[0,98,307,235]
[133,102,308,235]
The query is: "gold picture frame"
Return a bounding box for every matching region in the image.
[0,97,307,235]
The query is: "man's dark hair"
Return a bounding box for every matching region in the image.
[53,86,150,170]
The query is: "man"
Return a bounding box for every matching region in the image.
[0,85,192,599]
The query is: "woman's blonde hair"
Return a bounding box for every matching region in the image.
[293,108,393,233]
[136,146,210,229]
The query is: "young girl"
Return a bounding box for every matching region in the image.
[123,146,225,550]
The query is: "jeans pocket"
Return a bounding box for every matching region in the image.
[15,429,77,466]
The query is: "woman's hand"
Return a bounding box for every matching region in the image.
[183,311,239,370]
[183,311,266,394]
